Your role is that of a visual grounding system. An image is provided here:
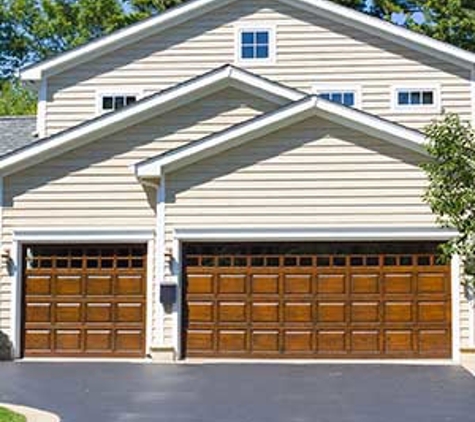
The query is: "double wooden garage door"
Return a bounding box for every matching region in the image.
[23,245,147,358]
[183,242,452,359]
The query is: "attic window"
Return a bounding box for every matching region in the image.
[319,91,356,107]
[236,26,275,63]
[100,94,137,113]
[393,86,440,112]
[313,84,361,108]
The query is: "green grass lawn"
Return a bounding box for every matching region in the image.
[0,407,26,422]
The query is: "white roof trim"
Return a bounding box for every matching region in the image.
[135,95,427,178]
[0,65,303,176]
[21,0,475,81]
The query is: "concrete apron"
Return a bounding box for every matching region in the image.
[0,404,60,422]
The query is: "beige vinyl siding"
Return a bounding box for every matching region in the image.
[46,0,472,135]
[0,88,277,337]
[165,115,471,347]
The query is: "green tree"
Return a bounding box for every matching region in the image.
[423,114,475,286]
[0,80,36,115]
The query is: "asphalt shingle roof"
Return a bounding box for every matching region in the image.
[0,116,37,158]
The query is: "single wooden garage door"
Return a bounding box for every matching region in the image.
[23,244,147,358]
[183,242,452,359]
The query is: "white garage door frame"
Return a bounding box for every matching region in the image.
[171,227,461,363]
[9,227,155,360]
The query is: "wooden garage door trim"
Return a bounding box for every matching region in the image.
[22,244,147,358]
[182,242,452,359]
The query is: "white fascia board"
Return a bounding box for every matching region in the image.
[136,96,318,177]
[280,0,475,70]
[174,227,459,242]
[20,0,235,81]
[315,99,428,156]
[4,66,304,176]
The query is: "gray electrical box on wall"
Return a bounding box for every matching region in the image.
[160,284,177,306]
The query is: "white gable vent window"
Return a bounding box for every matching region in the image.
[393,86,440,112]
[236,25,275,64]
[98,93,138,114]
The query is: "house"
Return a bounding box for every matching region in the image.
[0,0,474,361]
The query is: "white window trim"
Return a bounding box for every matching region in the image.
[9,227,155,360]
[95,89,145,116]
[313,83,362,108]
[234,23,276,66]
[391,84,441,113]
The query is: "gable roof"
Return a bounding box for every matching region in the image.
[135,95,427,178]
[0,65,303,176]
[0,116,37,157]
[21,0,475,81]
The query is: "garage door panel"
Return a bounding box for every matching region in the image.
[85,330,113,351]
[56,303,82,323]
[317,274,346,294]
[86,303,113,323]
[252,302,279,322]
[55,275,82,296]
[318,331,346,353]
[418,273,447,293]
[384,302,413,322]
[284,331,313,352]
[251,275,279,294]
[384,330,414,353]
[25,276,52,295]
[218,302,247,322]
[188,302,214,322]
[218,274,246,294]
[55,330,82,352]
[24,330,52,351]
[184,242,451,359]
[351,331,380,353]
[116,303,144,323]
[23,244,147,358]
[418,330,451,354]
[218,330,247,352]
[384,274,413,294]
[86,275,113,296]
[116,275,145,296]
[418,302,449,323]
[284,302,313,323]
[351,302,380,323]
[284,274,312,294]
[252,331,279,352]
[351,274,380,294]
[318,302,346,323]
[25,303,52,323]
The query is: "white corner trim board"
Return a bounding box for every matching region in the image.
[0,65,302,178]
[21,0,475,81]
[452,255,462,363]
[135,95,428,178]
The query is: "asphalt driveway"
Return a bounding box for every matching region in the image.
[0,363,474,422]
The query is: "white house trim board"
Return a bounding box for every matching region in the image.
[37,79,47,138]
[9,228,155,359]
[452,255,462,363]
[135,95,427,178]
[155,178,167,348]
[20,0,475,81]
[0,65,303,177]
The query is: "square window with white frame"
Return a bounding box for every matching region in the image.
[237,27,274,62]
[99,94,138,114]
